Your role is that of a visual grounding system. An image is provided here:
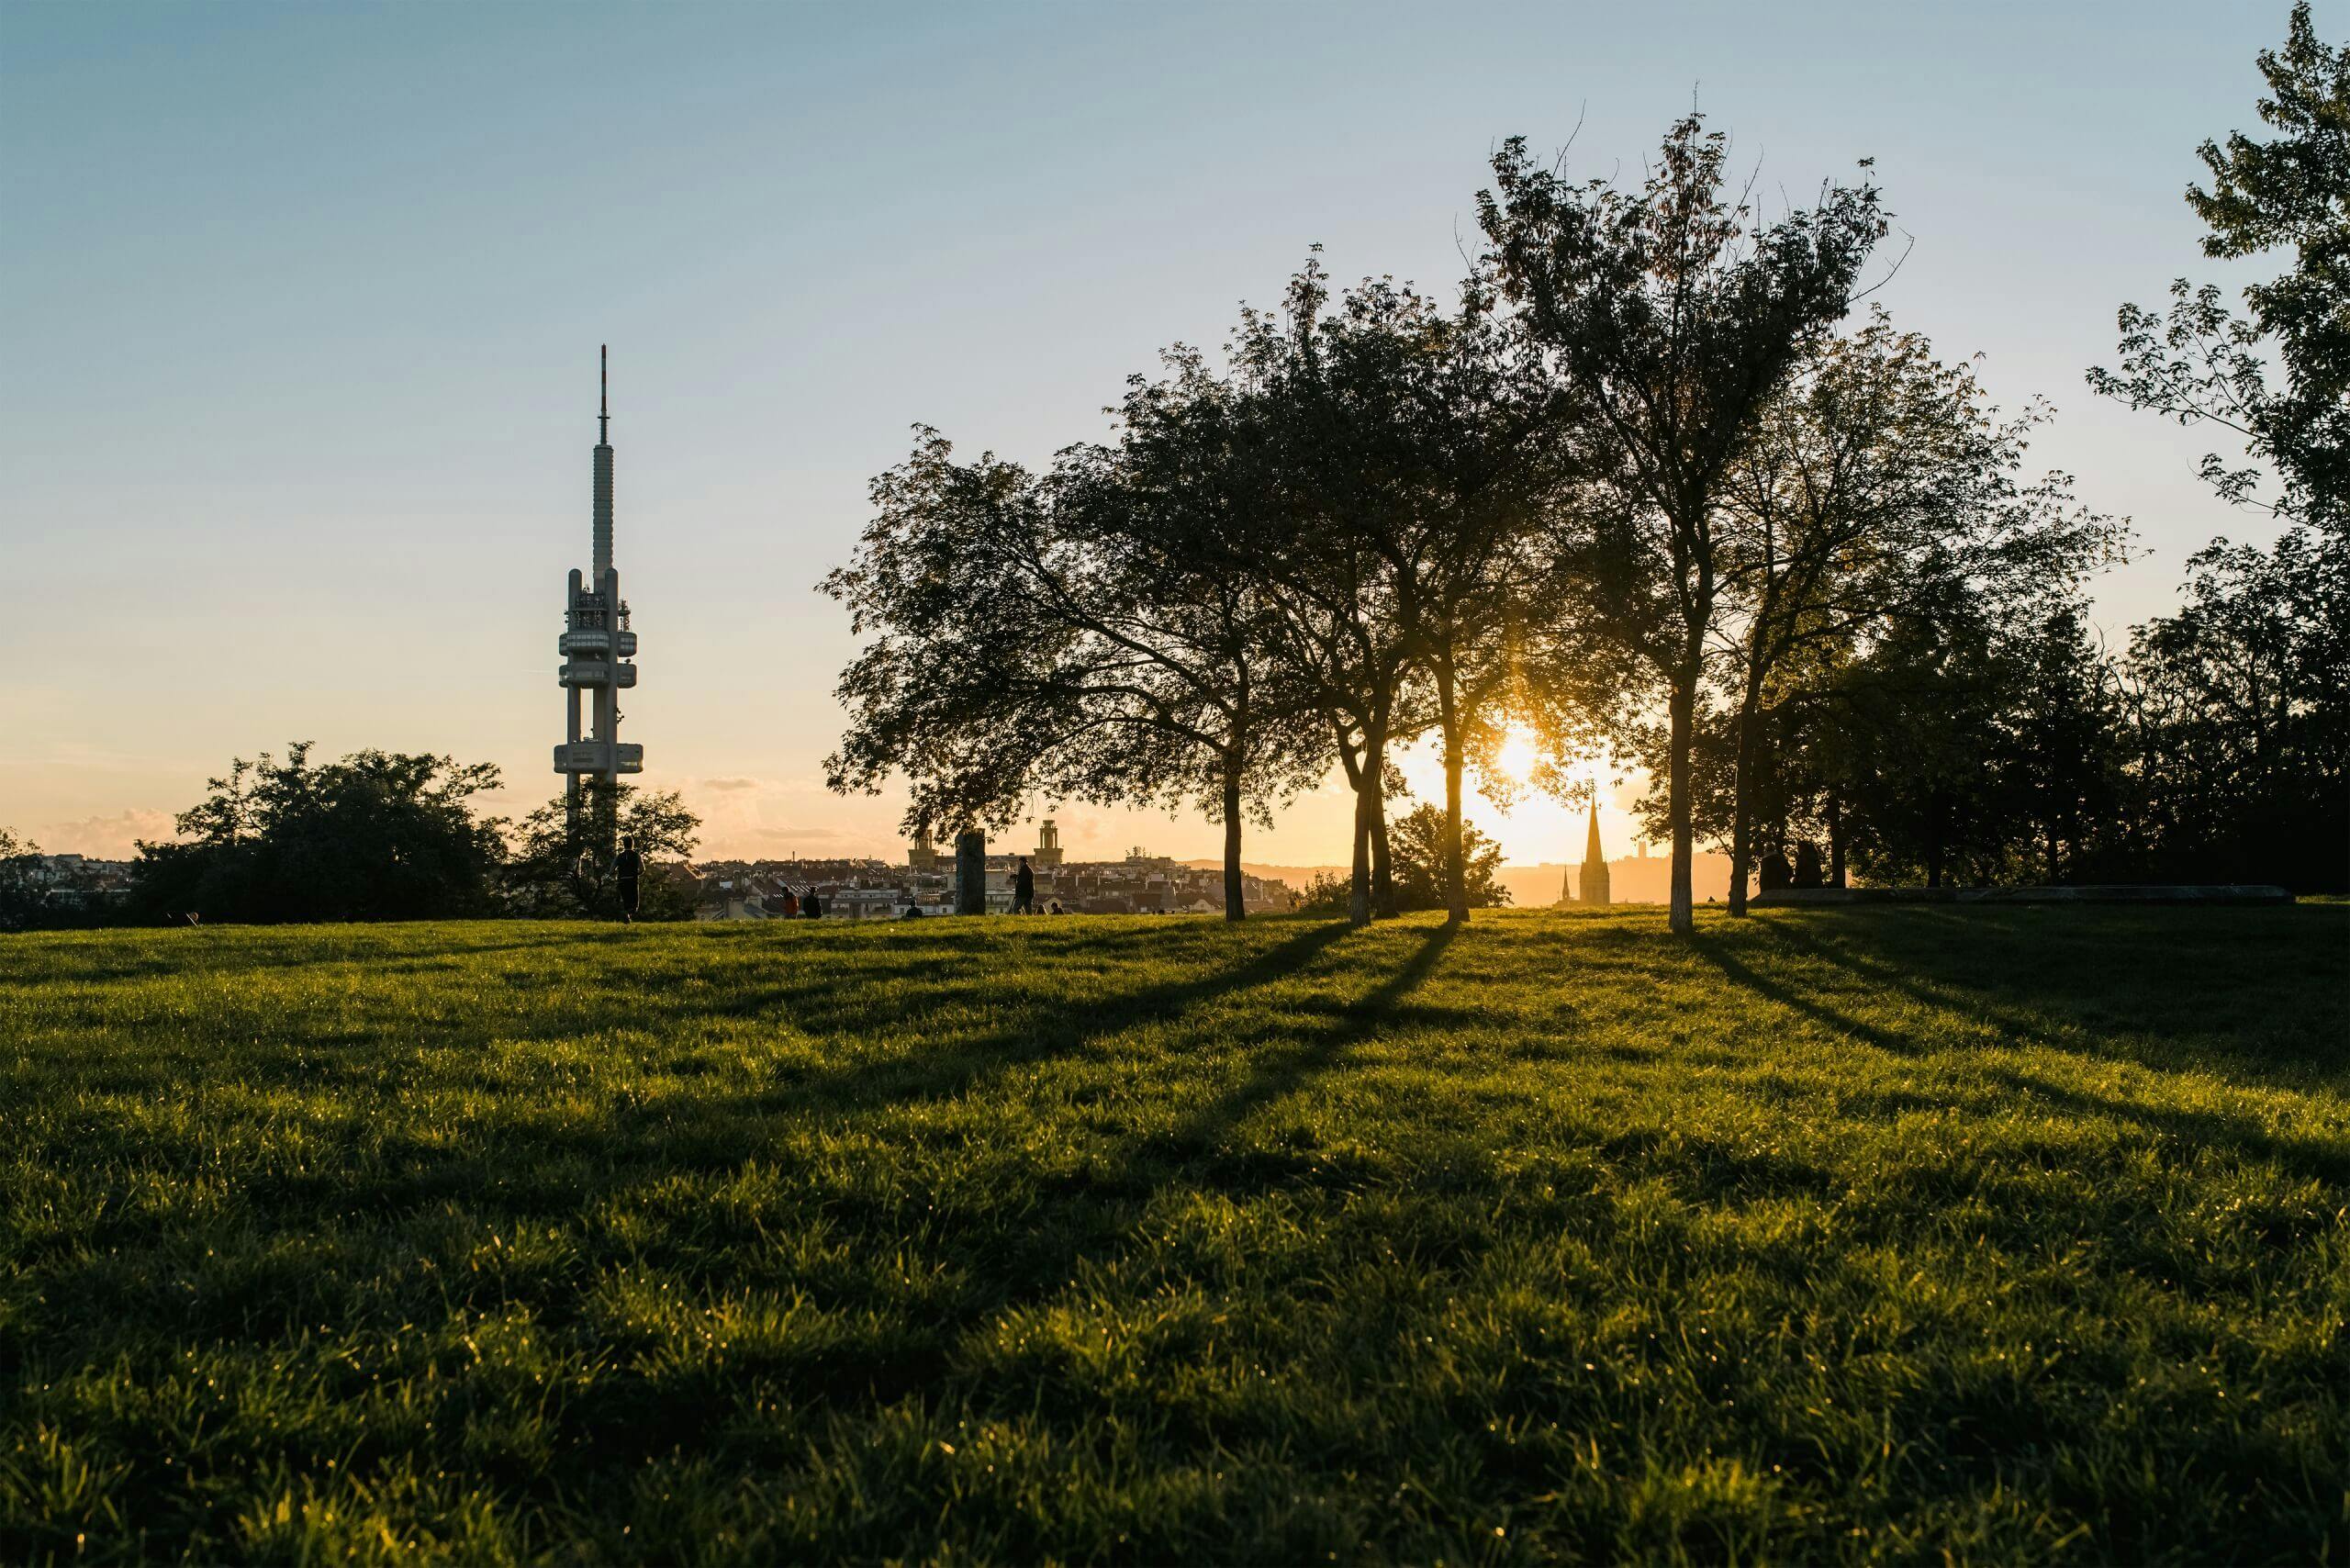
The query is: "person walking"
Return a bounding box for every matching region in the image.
[775,885,799,918]
[801,888,823,918]
[614,835,643,924]
[1013,857,1035,914]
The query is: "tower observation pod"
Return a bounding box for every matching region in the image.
[555,345,643,819]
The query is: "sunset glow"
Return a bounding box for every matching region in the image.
[1494,726,1542,785]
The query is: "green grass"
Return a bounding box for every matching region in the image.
[2,907,2345,1563]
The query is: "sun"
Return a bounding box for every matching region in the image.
[1494,726,1543,784]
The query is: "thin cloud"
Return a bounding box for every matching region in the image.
[38,809,176,858]
[747,824,845,843]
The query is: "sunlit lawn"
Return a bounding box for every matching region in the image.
[3,905,2344,1562]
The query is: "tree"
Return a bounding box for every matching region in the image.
[2121,532,2349,889]
[1826,596,2018,889]
[822,389,1323,920]
[2085,1,2350,891]
[1387,802,1512,913]
[1998,601,2130,883]
[0,827,42,931]
[503,779,702,919]
[1481,114,1886,932]
[129,745,505,924]
[2090,3,2349,532]
[1266,270,1564,924]
[1710,314,2125,911]
[1067,353,1331,917]
[1227,260,1429,925]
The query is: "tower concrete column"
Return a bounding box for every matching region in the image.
[554,347,643,819]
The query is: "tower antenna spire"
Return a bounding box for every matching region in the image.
[599,343,609,444]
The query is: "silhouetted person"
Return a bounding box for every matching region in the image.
[614,835,643,924]
[776,886,800,917]
[901,902,923,918]
[802,889,823,918]
[1014,857,1035,913]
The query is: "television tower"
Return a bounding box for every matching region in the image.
[554,345,643,828]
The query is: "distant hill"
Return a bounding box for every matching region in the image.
[1186,854,1734,907]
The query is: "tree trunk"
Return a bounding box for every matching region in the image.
[1727,676,1763,918]
[1668,673,1696,935]
[1222,769,1246,922]
[1438,666,1467,925]
[1348,798,1371,926]
[1335,716,1371,926]
[1368,764,1395,918]
[1827,793,1847,888]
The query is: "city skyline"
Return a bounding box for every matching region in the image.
[3,1,2288,866]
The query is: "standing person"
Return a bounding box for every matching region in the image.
[613,835,643,924]
[775,885,800,918]
[1013,857,1035,914]
[802,887,823,918]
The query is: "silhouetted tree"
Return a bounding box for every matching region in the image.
[1075,353,1332,917]
[1388,802,1513,913]
[1228,261,1432,925]
[1998,601,2130,883]
[1481,113,1886,932]
[503,779,701,919]
[2121,532,2349,888]
[129,745,505,923]
[0,827,41,931]
[2089,2,2349,532]
[2085,2,2350,891]
[1267,270,1564,924]
[823,385,1324,919]
[1711,315,2125,910]
[1830,598,2017,888]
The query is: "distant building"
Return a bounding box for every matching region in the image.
[1033,818,1064,868]
[907,827,941,871]
[687,846,1292,920]
[1580,803,1611,907]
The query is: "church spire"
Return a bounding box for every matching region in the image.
[1580,799,1611,907]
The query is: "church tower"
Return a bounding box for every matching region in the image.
[1034,818,1064,868]
[908,826,941,871]
[1579,801,1611,907]
[554,346,643,828]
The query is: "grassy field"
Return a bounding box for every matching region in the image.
[2,906,2345,1563]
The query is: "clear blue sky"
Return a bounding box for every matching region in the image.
[0,0,2302,865]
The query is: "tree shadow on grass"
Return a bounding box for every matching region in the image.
[1760,911,2350,1089]
[142,919,1375,1204]
[1142,922,1459,1170]
[720,918,1366,1121]
[1685,930,1920,1058]
[1985,1065,2350,1188]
